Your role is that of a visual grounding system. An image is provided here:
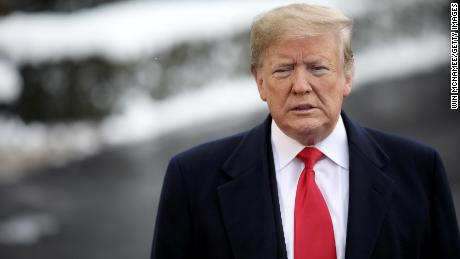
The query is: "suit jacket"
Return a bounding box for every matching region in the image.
[151,112,460,259]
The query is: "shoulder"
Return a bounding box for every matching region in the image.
[342,113,439,165]
[365,127,436,156]
[362,126,440,170]
[342,111,440,168]
[171,116,270,168]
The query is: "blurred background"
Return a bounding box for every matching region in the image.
[0,0,456,258]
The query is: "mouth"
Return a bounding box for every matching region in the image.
[291,104,316,111]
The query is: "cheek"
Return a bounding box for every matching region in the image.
[315,82,345,109]
[267,94,290,117]
[267,94,283,112]
[266,80,289,105]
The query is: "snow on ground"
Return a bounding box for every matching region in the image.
[353,32,448,89]
[0,212,59,245]
[0,60,21,104]
[0,117,101,181]
[101,77,263,145]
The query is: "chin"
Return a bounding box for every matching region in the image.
[287,118,329,144]
[296,116,325,131]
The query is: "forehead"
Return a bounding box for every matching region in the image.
[264,34,340,64]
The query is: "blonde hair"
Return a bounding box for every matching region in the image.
[250,3,354,74]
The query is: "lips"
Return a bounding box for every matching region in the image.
[292,104,315,111]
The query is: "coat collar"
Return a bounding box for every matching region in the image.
[218,116,285,259]
[221,116,270,179]
[218,112,395,259]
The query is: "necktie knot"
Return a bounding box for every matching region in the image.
[297,147,323,169]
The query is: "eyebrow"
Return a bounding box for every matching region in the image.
[270,55,334,69]
[305,59,330,65]
[272,63,294,68]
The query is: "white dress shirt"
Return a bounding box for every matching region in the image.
[271,116,349,259]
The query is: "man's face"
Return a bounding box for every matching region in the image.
[253,34,353,145]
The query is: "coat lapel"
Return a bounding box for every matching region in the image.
[217,117,282,259]
[342,113,395,259]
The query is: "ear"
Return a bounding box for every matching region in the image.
[252,66,267,101]
[342,66,354,97]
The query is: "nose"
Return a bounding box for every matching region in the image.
[291,67,312,95]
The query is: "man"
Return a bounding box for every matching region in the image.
[151,3,460,259]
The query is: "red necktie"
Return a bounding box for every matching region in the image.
[294,147,336,259]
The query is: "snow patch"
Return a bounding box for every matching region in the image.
[0,61,21,103]
[0,213,59,245]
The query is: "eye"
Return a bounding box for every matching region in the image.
[310,65,329,76]
[273,68,292,78]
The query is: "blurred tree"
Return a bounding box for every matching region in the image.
[17,58,126,122]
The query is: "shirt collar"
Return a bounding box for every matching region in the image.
[271,115,349,171]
